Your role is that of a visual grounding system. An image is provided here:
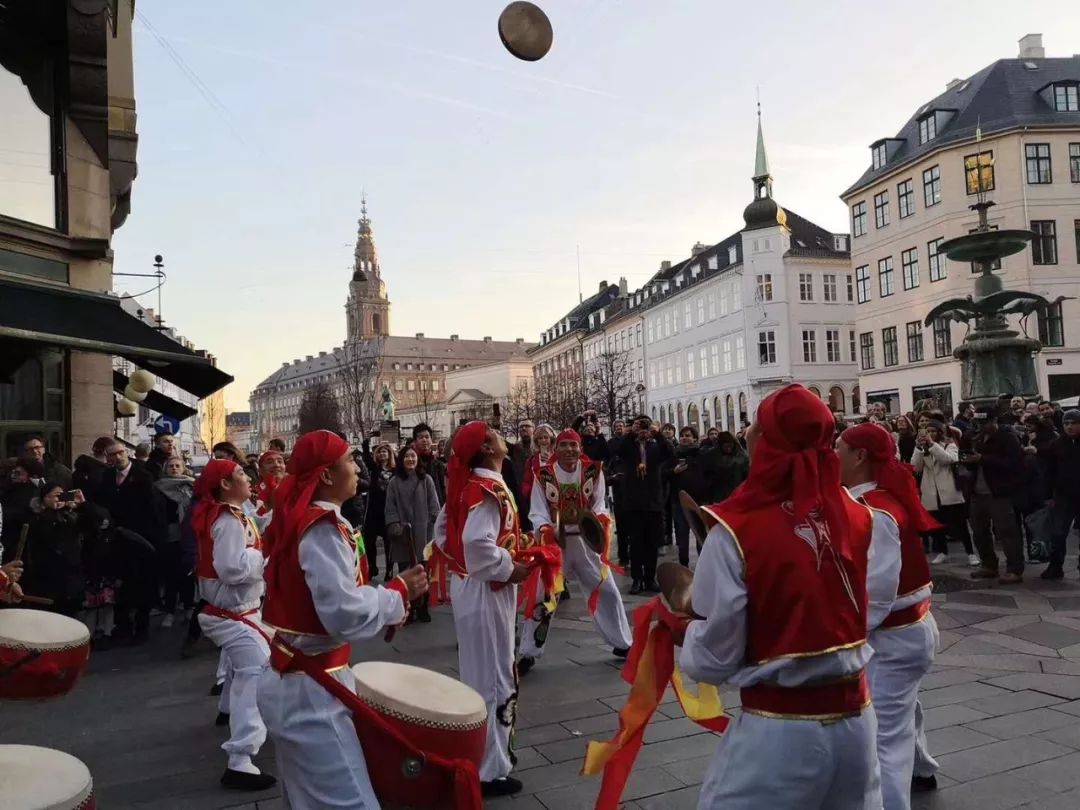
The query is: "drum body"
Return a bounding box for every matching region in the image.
[0,744,95,809]
[350,661,487,808]
[0,609,91,700]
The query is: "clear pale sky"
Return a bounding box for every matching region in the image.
[109,1,1080,410]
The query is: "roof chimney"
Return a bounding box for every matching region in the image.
[415,332,424,339]
[305,355,313,361]
[691,241,706,256]
[483,336,492,343]
[660,260,671,271]
[516,337,524,344]
[945,77,963,91]
[318,351,327,357]
[1018,33,1044,59]
[598,280,608,293]
[618,276,628,297]
[450,334,459,341]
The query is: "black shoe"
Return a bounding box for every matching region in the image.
[519,655,536,676]
[1041,566,1065,580]
[612,647,629,659]
[215,711,230,727]
[645,581,661,594]
[209,681,224,697]
[220,769,277,791]
[629,580,643,595]
[911,774,937,792]
[416,605,432,623]
[481,776,523,797]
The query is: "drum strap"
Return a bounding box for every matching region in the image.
[270,635,484,809]
[201,604,272,643]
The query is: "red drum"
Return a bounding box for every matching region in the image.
[350,661,488,808]
[0,744,95,809]
[0,609,91,700]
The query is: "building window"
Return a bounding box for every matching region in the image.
[901,248,920,290]
[898,179,915,218]
[852,201,868,237]
[878,256,895,297]
[687,351,695,381]
[927,237,946,282]
[933,318,952,358]
[722,340,732,373]
[1,65,61,229]
[965,150,994,195]
[918,114,936,144]
[882,327,899,367]
[1039,302,1065,347]
[822,274,837,302]
[697,297,706,325]
[1053,83,1080,112]
[1031,220,1058,265]
[710,342,720,374]
[394,380,403,391]
[923,165,942,207]
[1076,219,1080,263]
[799,273,814,301]
[700,346,708,378]
[855,265,870,303]
[802,330,817,363]
[872,143,887,170]
[684,302,692,329]
[756,274,773,302]
[647,320,654,343]
[906,321,924,362]
[826,329,841,363]
[735,335,745,369]
[707,293,717,319]
[873,191,890,228]
[859,333,875,370]
[849,329,857,363]
[1025,143,1052,184]
[432,380,440,391]
[1071,144,1080,183]
[846,274,854,302]
[758,331,777,365]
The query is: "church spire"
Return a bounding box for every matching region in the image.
[742,102,787,231]
[352,192,379,281]
[753,101,770,182]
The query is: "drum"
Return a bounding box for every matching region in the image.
[0,609,91,700]
[351,661,488,808]
[0,744,95,809]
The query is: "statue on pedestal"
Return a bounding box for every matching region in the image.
[380,383,396,421]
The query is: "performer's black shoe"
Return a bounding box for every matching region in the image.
[629,580,643,595]
[481,776,523,797]
[612,647,629,659]
[215,711,230,727]
[519,655,536,676]
[220,769,277,791]
[416,605,432,623]
[911,775,937,792]
[1041,565,1064,580]
[209,680,224,697]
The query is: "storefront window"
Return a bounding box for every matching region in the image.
[0,66,58,228]
[0,350,67,461]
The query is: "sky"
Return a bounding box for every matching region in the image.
[105,1,1080,410]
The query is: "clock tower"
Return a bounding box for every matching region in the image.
[346,194,391,341]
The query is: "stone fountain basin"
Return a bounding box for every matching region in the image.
[939,229,1034,262]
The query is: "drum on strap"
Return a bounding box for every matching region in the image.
[0,744,95,809]
[0,609,91,700]
[351,661,487,808]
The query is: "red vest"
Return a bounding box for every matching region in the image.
[195,505,261,580]
[536,460,602,525]
[860,488,932,600]
[707,492,874,665]
[441,475,521,576]
[263,506,366,636]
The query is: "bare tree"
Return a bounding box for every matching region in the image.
[532,373,585,429]
[198,391,228,456]
[339,337,384,440]
[496,378,536,430]
[585,347,636,424]
[298,382,344,435]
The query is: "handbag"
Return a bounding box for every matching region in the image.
[1023,507,1051,563]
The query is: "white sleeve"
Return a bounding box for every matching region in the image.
[866,510,902,632]
[529,474,553,531]
[678,523,748,686]
[463,496,514,583]
[299,522,407,641]
[211,513,264,585]
[591,470,608,518]
[433,505,448,549]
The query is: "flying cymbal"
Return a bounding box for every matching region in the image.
[656,562,695,617]
[498,2,553,62]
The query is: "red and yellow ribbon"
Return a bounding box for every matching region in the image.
[588,514,625,615]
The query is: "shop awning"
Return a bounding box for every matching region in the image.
[0,276,233,398]
[112,370,198,421]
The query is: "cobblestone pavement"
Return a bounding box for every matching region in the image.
[5,551,1080,809]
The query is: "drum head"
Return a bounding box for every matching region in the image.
[0,744,93,810]
[0,609,90,651]
[657,562,694,616]
[351,662,487,727]
[498,1,553,62]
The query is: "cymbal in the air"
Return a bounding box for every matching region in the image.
[498,2,553,62]
[657,562,694,616]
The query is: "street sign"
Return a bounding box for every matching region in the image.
[1047,358,1063,366]
[153,414,181,435]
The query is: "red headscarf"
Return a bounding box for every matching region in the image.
[556,429,581,445]
[263,430,350,557]
[191,459,240,549]
[840,423,940,532]
[722,384,852,555]
[255,450,285,514]
[444,421,492,550]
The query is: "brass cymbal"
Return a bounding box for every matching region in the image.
[578,512,605,556]
[498,2,553,62]
[657,562,694,616]
[679,490,709,548]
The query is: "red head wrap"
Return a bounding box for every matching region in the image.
[191,459,240,550]
[263,430,350,557]
[840,423,940,533]
[723,385,852,555]
[445,421,492,549]
[258,450,283,469]
[556,429,582,445]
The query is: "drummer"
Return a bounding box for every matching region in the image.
[431,421,533,798]
[838,422,939,810]
[257,430,428,809]
[520,428,631,674]
[192,459,276,791]
[679,385,882,808]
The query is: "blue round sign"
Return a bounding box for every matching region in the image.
[153,414,181,435]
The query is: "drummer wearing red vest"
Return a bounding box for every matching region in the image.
[432,421,533,798]
[257,430,428,809]
[191,458,276,791]
[838,422,941,810]
[679,384,883,808]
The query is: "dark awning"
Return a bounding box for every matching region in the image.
[113,370,198,421]
[0,276,233,398]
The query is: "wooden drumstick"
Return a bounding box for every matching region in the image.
[14,523,29,563]
[15,594,53,606]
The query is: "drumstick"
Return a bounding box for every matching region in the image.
[16,594,53,606]
[14,524,29,563]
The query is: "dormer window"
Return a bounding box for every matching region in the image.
[872,143,888,170]
[728,245,738,264]
[1053,83,1079,112]
[918,114,937,144]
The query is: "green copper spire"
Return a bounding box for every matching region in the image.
[754,102,770,180]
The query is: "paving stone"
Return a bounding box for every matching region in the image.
[924,725,1000,754]
[518,697,611,728]
[1050,699,1080,716]
[934,653,1045,673]
[661,754,713,786]
[1034,723,1080,749]
[634,785,701,810]
[515,746,549,770]
[1039,658,1080,676]
[972,615,1043,633]
[1046,597,1080,611]
[561,712,620,736]
[962,689,1067,717]
[633,733,716,768]
[966,708,1076,740]
[977,633,1061,657]
[1017,785,1080,808]
[948,592,1019,609]
[936,737,1071,783]
[921,668,987,691]
[516,722,575,747]
[922,703,994,730]
[926,771,1057,810]
[937,607,1018,627]
[948,637,1033,656]
[533,735,589,765]
[1006,622,1080,650]
[1009,750,1080,792]
[534,766,682,810]
[985,673,1080,700]
[644,716,704,744]
[920,681,1014,709]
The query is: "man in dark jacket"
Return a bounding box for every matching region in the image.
[967,412,1025,583]
[145,432,176,480]
[572,412,609,463]
[667,426,709,566]
[1040,409,1080,580]
[412,423,447,504]
[21,435,73,489]
[617,416,674,594]
[606,420,629,566]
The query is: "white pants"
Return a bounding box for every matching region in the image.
[868,614,938,810]
[520,535,632,658]
[450,574,517,782]
[217,651,232,714]
[697,709,881,809]
[912,700,939,778]
[198,612,270,771]
[257,665,379,809]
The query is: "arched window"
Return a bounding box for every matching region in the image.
[713,396,723,429]
[701,398,711,430]
[853,385,862,413]
[651,405,658,421]
[725,394,736,430]
[676,402,685,428]
[808,386,822,399]
[687,402,700,430]
[738,392,748,424]
[371,313,381,335]
[829,386,845,413]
